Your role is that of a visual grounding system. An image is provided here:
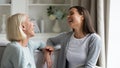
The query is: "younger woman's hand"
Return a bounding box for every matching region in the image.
[45,53,53,68]
[43,45,54,68]
[45,46,54,55]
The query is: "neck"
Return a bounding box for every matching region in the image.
[18,38,29,47]
[74,29,86,38]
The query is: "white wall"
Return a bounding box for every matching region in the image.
[107,0,120,68]
[11,0,28,14]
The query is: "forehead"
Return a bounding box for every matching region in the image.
[22,14,29,23]
[69,8,78,12]
[23,14,29,20]
[24,14,28,18]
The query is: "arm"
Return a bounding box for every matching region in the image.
[43,47,53,68]
[47,32,66,46]
[45,32,67,68]
[28,39,46,50]
[29,39,54,68]
[85,35,102,68]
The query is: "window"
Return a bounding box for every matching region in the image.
[107,0,120,68]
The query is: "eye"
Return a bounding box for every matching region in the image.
[70,12,74,15]
[68,11,74,15]
[29,18,34,22]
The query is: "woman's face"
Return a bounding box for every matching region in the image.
[67,8,84,29]
[23,15,35,37]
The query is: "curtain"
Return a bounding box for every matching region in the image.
[78,0,110,68]
[104,0,110,68]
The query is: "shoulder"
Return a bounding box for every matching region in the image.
[89,33,101,41]
[5,42,23,54]
[87,33,102,47]
[2,42,23,61]
[6,42,20,50]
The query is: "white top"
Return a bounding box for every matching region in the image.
[22,47,36,68]
[66,33,89,68]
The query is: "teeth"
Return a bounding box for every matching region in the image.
[68,20,72,22]
[69,20,72,22]
[68,18,73,23]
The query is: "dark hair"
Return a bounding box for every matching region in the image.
[69,6,95,34]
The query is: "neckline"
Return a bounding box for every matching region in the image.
[71,33,89,40]
[12,41,28,48]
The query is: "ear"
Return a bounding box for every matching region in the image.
[21,24,26,31]
[81,15,84,20]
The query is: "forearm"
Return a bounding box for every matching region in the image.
[43,49,53,68]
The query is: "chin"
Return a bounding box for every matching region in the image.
[31,33,35,36]
[29,35,34,38]
[30,32,35,37]
[68,24,73,28]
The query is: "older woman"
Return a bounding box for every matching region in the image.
[1,13,53,68]
[47,6,102,68]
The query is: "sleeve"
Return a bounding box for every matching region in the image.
[47,32,66,46]
[28,40,46,50]
[85,35,102,68]
[11,46,25,68]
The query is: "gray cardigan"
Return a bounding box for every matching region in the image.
[47,31,101,68]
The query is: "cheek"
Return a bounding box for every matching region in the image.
[74,15,81,22]
[72,17,81,27]
[29,23,33,30]
[26,23,32,31]
[28,24,34,34]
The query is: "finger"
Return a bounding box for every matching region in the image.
[46,46,54,50]
[45,47,52,51]
[48,61,52,68]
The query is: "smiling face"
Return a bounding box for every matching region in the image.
[22,15,35,38]
[67,8,84,30]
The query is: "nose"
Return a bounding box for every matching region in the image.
[67,15,70,20]
[31,22,34,27]
[33,24,35,27]
[67,15,70,18]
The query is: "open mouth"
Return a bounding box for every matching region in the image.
[68,19,73,23]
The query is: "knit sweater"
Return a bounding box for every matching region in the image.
[1,40,46,68]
